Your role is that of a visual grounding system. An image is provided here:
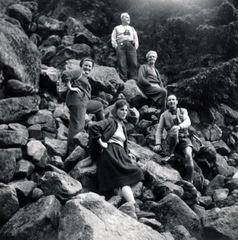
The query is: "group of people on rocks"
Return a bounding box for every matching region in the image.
[61,12,195,217]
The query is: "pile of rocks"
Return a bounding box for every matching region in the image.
[0,0,238,239]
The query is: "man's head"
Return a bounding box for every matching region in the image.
[146,51,158,65]
[167,94,178,109]
[121,13,130,25]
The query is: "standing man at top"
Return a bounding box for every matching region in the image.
[111,13,139,81]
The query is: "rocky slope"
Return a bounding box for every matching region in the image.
[0,0,238,239]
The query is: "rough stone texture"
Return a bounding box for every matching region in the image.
[6,79,34,96]
[8,4,32,31]
[0,183,19,225]
[58,192,165,240]
[146,160,182,183]
[152,194,204,240]
[15,159,35,178]
[212,140,231,155]
[0,129,28,147]
[205,174,226,196]
[49,43,92,68]
[215,153,237,177]
[40,46,57,64]
[73,131,89,148]
[202,206,238,240]
[122,79,149,109]
[69,157,97,191]
[63,145,88,170]
[27,139,50,168]
[0,17,41,91]
[26,109,56,129]
[8,179,36,206]
[28,124,42,140]
[40,65,60,92]
[0,150,17,183]
[37,15,65,39]
[44,137,67,157]
[39,171,82,200]
[89,65,125,95]
[0,195,61,240]
[0,96,40,124]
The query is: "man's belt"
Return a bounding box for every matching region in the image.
[117,40,134,45]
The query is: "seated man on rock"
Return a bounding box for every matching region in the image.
[153,94,194,183]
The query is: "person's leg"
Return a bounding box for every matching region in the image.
[169,136,179,156]
[163,128,179,162]
[68,103,86,154]
[86,100,104,121]
[116,44,127,81]
[155,88,167,112]
[183,146,194,182]
[126,42,137,80]
[121,185,136,203]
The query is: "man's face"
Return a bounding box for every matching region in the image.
[122,15,130,25]
[147,54,157,65]
[167,95,178,109]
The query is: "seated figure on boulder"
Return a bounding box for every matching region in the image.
[138,51,167,113]
[153,94,194,183]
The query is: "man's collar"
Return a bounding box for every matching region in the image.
[169,107,177,115]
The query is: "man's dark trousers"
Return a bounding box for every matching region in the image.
[116,40,137,81]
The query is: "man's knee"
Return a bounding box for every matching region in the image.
[161,88,168,98]
[184,147,194,165]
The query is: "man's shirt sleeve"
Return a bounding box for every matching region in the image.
[111,27,118,49]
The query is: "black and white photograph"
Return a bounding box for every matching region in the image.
[0,0,238,239]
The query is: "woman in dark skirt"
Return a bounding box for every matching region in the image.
[88,99,144,203]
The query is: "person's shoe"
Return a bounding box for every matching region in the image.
[161,154,175,164]
[134,203,156,219]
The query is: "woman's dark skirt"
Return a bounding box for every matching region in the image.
[96,143,144,192]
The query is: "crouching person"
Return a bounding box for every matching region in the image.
[153,94,194,183]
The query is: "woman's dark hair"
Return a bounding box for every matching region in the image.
[114,99,129,110]
[79,57,95,67]
[111,99,129,118]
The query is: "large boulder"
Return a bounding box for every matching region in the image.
[49,43,92,68]
[202,206,238,240]
[0,195,62,240]
[0,183,19,225]
[122,79,149,109]
[58,192,165,240]
[152,193,204,240]
[0,149,21,183]
[89,65,125,95]
[0,96,40,124]
[39,171,82,200]
[0,17,41,92]
[7,4,32,31]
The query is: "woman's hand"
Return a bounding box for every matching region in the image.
[70,87,81,94]
[67,81,81,93]
[97,138,108,149]
[128,153,137,164]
